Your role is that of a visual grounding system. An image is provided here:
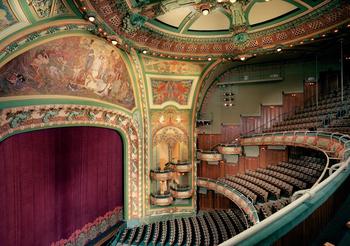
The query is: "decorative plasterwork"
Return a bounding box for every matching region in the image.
[76,0,349,57]
[0,104,142,220]
[146,74,198,109]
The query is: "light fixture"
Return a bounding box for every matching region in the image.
[277,47,282,52]
[202,8,210,15]
[334,29,338,33]
[208,57,212,61]
[217,0,223,2]
[311,38,314,41]
[88,16,95,22]
[142,50,148,54]
[240,56,246,61]
[322,34,326,37]
[230,0,237,3]
[111,40,118,45]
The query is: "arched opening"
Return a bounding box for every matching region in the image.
[0,126,124,245]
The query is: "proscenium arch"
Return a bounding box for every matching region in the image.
[0,103,142,220]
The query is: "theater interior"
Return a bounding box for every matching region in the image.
[1,0,350,245]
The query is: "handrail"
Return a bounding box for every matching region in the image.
[197,177,259,226]
[220,157,350,246]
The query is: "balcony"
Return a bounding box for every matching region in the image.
[197,151,223,164]
[150,168,174,181]
[217,144,242,155]
[170,161,192,172]
[150,192,173,206]
[170,186,192,199]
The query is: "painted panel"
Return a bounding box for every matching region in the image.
[0,1,17,31]
[29,0,70,18]
[0,37,135,109]
[143,57,205,75]
[151,78,192,105]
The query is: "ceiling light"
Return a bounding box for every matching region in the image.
[208,57,212,61]
[202,8,210,15]
[230,0,237,3]
[111,40,118,45]
[277,47,282,52]
[240,56,246,61]
[311,38,314,41]
[322,34,326,37]
[217,0,223,2]
[142,50,148,54]
[88,16,95,22]
[300,41,304,44]
[334,29,338,33]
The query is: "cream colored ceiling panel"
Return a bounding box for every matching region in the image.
[190,10,229,31]
[248,0,298,25]
[156,7,193,28]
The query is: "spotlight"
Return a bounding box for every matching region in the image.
[277,47,282,52]
[142,50,148,54]
[111,40,118,46]
[88,16,95,22]
[322,34,326,37]
[202,8,210,16]
[240,56,246,61]
[334,29,339,33]
[208,57,212,61]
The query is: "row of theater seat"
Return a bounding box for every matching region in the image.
[219,156,325,204]
[111,208,247,245]
[255,198,291,220]
[263,87,350,133]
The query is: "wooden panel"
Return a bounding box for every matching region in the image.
[197,134,223,150]
[261,105,283,130]
[240,116,261,135]
[265,149,288,165]
[221,124,241,143]
[304,81,317,106]
[282,92,304,117]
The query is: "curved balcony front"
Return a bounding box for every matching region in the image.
[170,161,192,173]
[170,186,193,199]
[150,169,174,181]
[197,151,223,163]
[217,144,242,155]
[150,192,173,206]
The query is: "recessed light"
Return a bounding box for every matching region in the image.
[202,8,209,16]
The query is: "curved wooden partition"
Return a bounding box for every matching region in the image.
[221,131,350,246]
[197,177,259,225]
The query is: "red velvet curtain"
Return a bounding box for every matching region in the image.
[0,127,123,246]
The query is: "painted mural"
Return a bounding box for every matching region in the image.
[143,57,206,75]
[29,0,69,18]
[0,36,135,109]
[151,79,192,105]
[0,1,17,31]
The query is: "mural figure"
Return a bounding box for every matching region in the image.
[0,1,17,31]
[151,79,192,105]
[0,37,135,109]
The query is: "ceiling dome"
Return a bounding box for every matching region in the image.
[78,0,350,58]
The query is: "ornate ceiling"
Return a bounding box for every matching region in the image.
[76,0,350,59]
